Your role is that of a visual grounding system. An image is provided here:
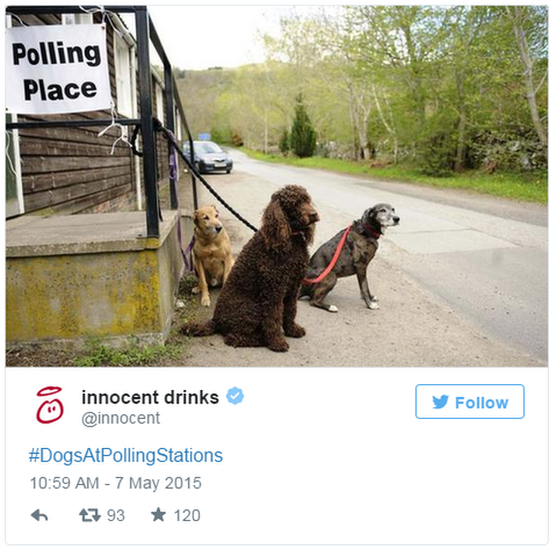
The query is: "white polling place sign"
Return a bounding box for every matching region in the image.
[5,24,111,114]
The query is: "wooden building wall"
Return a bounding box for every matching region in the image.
[10,11,172,216]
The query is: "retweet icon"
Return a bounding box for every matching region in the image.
[432,395,449,409]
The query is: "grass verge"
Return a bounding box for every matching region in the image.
[241,148,547,204]
[71,338,183,367]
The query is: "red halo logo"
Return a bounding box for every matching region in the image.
[36,386,64,424]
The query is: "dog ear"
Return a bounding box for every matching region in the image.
[362,208,373,224]
[262,200,291,252]
[193,211,199,226]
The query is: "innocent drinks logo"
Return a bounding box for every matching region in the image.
[36,386,64,424]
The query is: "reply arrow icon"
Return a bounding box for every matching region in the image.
[31,509,48,521]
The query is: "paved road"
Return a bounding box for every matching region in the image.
[185,150,546,367]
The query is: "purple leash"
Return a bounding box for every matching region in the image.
[182,235,195,273]
[168,131,195,273]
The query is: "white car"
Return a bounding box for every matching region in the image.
[183,141,233,174]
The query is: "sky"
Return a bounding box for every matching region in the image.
[122,5,321,71]
[149,6,281,70]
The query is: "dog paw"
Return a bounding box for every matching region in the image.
[192,286,200,295]
[285,324,306,338]
[367,302,380,310]
[201,295,211,307]
[328,305,338,313]
[267,339,289,352]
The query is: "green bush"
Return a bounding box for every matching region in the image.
[290,94,316,158]
[279,129,290,155]
[418,131,456,177]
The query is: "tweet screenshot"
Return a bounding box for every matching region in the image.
[3,3,548,548]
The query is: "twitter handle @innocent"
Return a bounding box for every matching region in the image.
[415,384,525,419]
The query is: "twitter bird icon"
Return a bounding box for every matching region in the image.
[433,395,449,409]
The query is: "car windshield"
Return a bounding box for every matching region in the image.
[194,142,223,154]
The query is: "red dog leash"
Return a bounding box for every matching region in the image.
[302,225,352,285]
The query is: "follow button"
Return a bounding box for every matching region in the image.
[415,384,525,419]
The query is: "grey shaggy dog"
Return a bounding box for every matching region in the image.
[300,203,400,313]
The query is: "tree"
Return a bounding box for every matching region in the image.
[279,128,290,155]
[176,6,547,171]
[290,95,316,157]
[446,7,488,171]
[505,6,548,159]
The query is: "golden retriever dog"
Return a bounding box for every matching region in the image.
[192,205,234,307]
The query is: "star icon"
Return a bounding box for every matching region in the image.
[151,507,166,521]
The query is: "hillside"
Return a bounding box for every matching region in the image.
[176,67,233,141]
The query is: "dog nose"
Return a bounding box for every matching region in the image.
[215,226,223,233]
[311,211,320,223]
[394,216,400,224]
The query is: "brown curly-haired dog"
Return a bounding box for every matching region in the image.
[182,185,319,352]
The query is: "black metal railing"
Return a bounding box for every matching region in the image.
[5,5,196,239]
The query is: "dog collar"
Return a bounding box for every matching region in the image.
[291,230,307,238]
[361,223,382,239]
